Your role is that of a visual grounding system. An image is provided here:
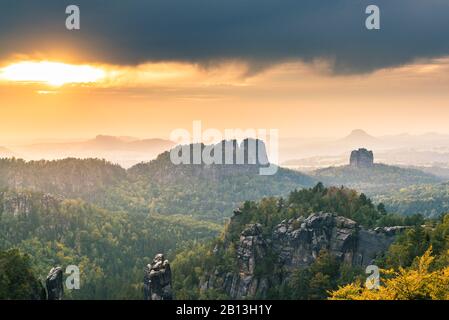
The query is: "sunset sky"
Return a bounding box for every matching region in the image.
[1,0,449,144]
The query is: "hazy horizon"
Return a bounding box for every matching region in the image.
[3,128,449,169]
[1,1,449,166]
[4,128,449,147]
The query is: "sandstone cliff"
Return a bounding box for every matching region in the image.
[350,148,374,168]
[202,212,405,299]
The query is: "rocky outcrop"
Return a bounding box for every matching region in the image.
[228,224,269,298]
[46,267,64,300]
[350,148,374,168]
[206,212,404,299]
[138,138,278,185]
[272,213,358,271]
[144,254,173,300]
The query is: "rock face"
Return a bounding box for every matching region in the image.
[350,148,374,168]
[272,213,358,271]
[205,212,404,299]
[0,191,60,218]
[141,138,277,185]
[46,267,64,300]
[144,254,173,300]
[229,223,269,298]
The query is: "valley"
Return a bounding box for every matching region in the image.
[2,0,449,302]
[1,139,449,300]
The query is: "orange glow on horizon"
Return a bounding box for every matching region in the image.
[1,56,449,143]
[0,61,106,86]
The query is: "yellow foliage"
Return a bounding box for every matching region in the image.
[330,248,449,300]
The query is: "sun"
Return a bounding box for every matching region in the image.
[0,61,106,86]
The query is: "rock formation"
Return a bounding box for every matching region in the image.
[204,212,405,299]
[230,223,269,298]
[46,267,64,300]
[350,148,374,168]
[144,254,173,300]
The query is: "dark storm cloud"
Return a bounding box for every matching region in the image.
[1,0,449,73]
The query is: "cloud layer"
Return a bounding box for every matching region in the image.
[1,0,449,73]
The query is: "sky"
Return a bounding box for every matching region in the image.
[1,0,449,144]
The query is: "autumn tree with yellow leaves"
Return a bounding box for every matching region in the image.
[330,248,449,300]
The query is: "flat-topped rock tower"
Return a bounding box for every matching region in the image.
[350,148,374,168]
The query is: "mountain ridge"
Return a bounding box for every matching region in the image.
[0,139,315,221]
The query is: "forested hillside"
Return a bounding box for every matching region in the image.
[0,158,126,203]
[1,152,447,300]
[0,190,220,299]
[124,150,315,220]
[171,184,429,300]
[312,164,442,195]
[374,183,449,218]
[0,149,315,221]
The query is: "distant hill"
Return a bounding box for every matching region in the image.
[408,165,449,179]
[78,135,175,152]
[4,149,443,221]
[337,129,379,147]
[282,149,449,173]
[12,135,176,168]
[281,130,449,168]
[0,140,315,222]
[312,163,442,195]
[125,140,315,220]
